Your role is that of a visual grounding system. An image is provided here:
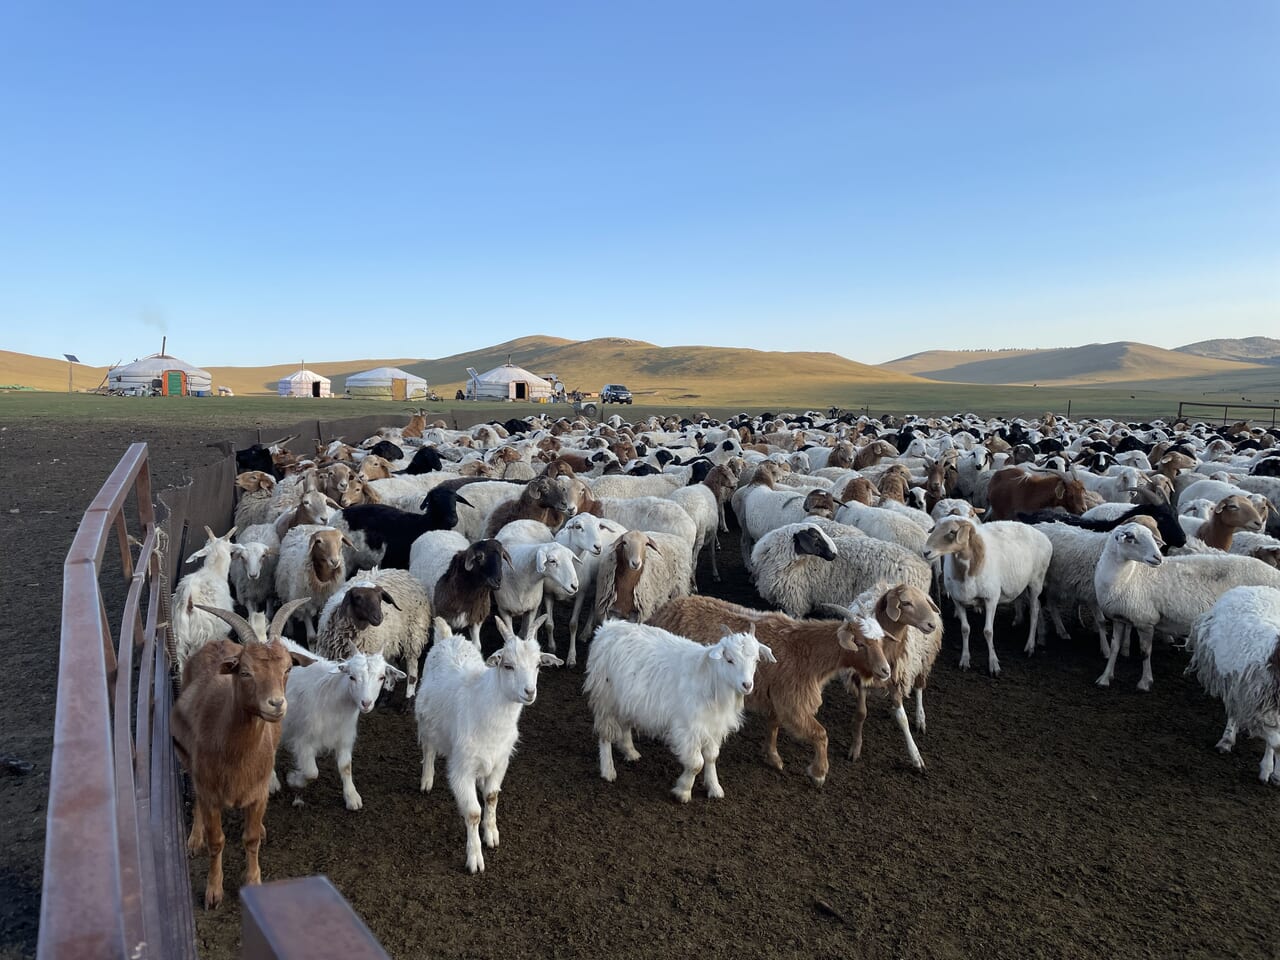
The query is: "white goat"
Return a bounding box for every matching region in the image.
[584,619,775,802]
[172,526,238,670]
[272,650,406,809]
[416,617,562,874]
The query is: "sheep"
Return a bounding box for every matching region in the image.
[314,568,434,696]
[331,489,473,570]
[171,600,314,909]
[834,500,930,553]
[1187,586,1280,784]
[590,495,698,569]
[429,480,526,541]
[662,483,721,584]
[986,467,1088,521]
[922,517,1053,676]
[273,526,353,642]
[587,472,683,499]
[732,462,817,565]
[1094,523,1280,690]
[750,520,931,618]
[232,472,277,529]
[409,532,511,648]
[229,524,280,616]
[491,540,580,635]
[1193,495,1268,551]
[836,583,944,770]
[649,596,888,784]
[482,475,576,538]
[593,530,694,625]
[584,619,775,802]
[272,649,406,809]
[172,526,239,671]
[416,616,562,873]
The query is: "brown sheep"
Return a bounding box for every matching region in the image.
[483,475,576,538]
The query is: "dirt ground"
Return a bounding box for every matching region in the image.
[3,412,1279,960]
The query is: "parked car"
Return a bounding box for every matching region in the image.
[600,384,633,404]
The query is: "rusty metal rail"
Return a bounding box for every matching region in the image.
[40,442,194,959]
[1176,399,1280,428]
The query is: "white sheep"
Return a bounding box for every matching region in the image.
[172,526,238,670]
[922,517,1053,676]
[490,540,580,635]
[667,483,722,583]
[592,495,698,573]
[593,529,694,626]
[750,520,931,618]
[272,649,406,809]
[1187,585,1280,784]
[583,619,775,802]
[314,567,434,697]
[834,500,930,553]
[586,472,683,499]
[274,525,352,641]
[416,617,562,873]
[1094,523,1280,690]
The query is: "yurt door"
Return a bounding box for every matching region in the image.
[166,370,185,396]
[514,381,527,400]
[312,381,322,398]
[392,378,407,401]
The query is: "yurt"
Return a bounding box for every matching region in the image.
[466,362,553,401]
[344,366,428,400]
[108,352,213,396]
[278,368,332,398]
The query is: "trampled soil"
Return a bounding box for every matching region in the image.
[2,413,1278,960]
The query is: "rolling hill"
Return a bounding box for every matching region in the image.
[881,341,1269,386]
[1176,337,1280,365]
[0,336,920,403]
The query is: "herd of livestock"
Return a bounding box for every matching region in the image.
[167,407,1280,906]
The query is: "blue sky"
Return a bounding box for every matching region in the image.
[1,1,1275,367]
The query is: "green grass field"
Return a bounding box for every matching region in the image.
[5,379,1277,427]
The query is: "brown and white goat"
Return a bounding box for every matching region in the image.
[172,600,314,909]
[649,595,890,786]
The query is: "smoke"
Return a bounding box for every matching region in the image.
[139,307,169,334]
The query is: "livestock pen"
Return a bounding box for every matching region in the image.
[25,404,1280,960]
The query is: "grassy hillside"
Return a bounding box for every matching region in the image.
[882,348,1041,376]
[1176,336,1280,364]
[881,341,1266,386]
[1,336,920,404]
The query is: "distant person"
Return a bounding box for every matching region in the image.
[455,389,465,401]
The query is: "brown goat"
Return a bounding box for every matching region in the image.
[235,471,276,495]
[986,467,1088,521]
[802,489,840,519]
[649,595,889,785]
[172,600,313,909]
[483,475,576,538]
[703,464,738,533]
[876,465,913,504]
[401,411,428,439]
[1197,495,1267,550]
[356,455,394,480]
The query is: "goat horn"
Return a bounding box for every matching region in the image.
[195,604,259,646]
[817,603,855,621]
[268,598,310,643]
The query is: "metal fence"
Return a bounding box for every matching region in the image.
[1176,400,1280,428]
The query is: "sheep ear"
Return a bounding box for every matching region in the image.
[927,596,941,615]
[973,506,986,515]
[645,537,661,554]
[885,591,902,622]
[501,547,514,568]
[341,533,355,548]
[757,642,777,664]
[384,665,407,688]
[220,657,240,675]
[455,495,474,509]
[1054,482,1065,498]
[1213,501,1227,514]
[326,496,342,510]
[535,548,548,573]
[380,590,400,610]
[464,551,477,571]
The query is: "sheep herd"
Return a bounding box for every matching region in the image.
[169,407,1280,902]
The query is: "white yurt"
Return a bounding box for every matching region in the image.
[343,366,428,400]
[108,352,213,396]
[466,361,553,401]
[278,368,332,398]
